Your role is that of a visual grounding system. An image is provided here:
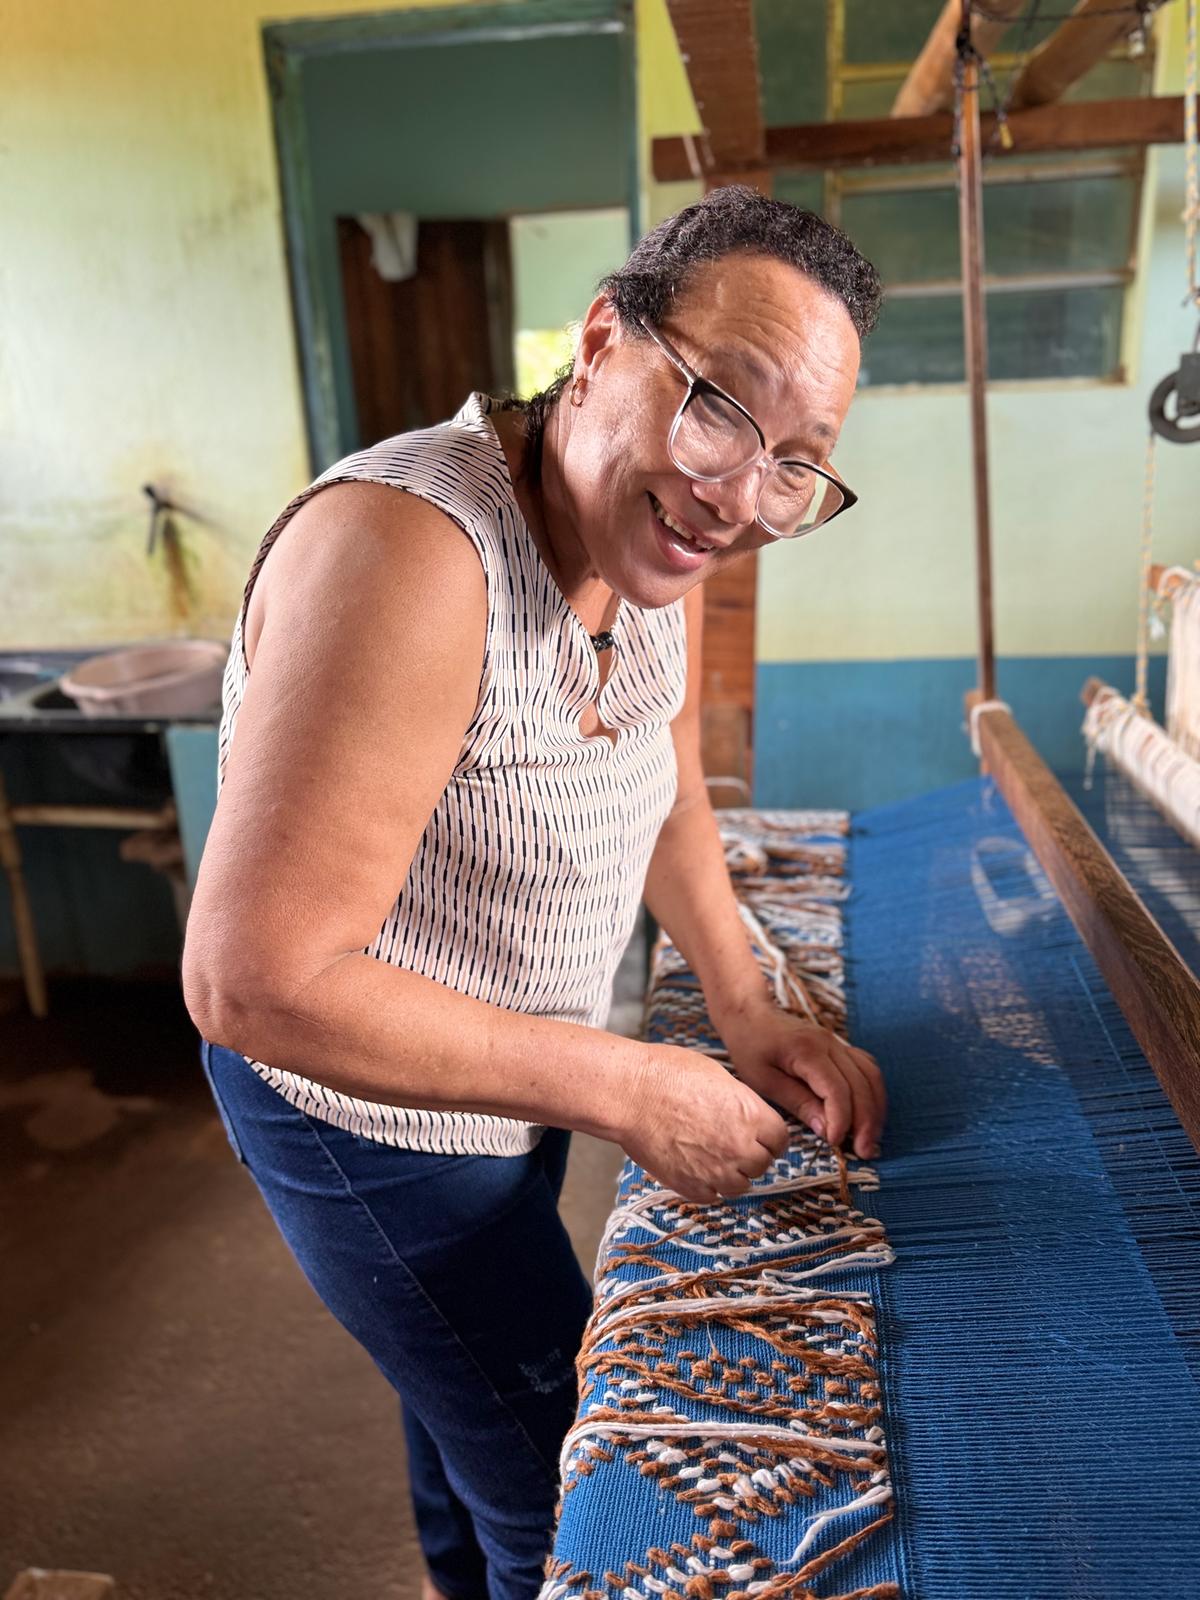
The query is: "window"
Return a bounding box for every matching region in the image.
[767,0,1155,387]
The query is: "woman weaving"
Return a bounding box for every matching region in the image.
[183,188,886,1600]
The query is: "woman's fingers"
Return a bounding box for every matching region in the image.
[787,1054,853,1147]
[775,1036,885,1156]
[830,1042,884,1159]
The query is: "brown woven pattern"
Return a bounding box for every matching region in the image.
[542,812,899,1600]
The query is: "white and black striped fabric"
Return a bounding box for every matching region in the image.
[215,394,687,1154]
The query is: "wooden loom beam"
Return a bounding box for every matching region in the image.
[651,96,1187,179]
[1081,675,1111,707]
[664,0,766,177]
[1008,0,1153,110]
[968,693,1200,1154]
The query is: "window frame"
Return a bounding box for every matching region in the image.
[818,0,1158,394]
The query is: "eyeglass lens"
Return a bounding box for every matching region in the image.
[669,389,844,537]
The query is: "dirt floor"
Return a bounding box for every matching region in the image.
[0,967,635,1600]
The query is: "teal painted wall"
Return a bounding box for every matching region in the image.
[297,27,634,456]
[754,655,1169,811]
[0,734,182,976]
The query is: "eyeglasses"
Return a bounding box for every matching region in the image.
[635,317,857,540]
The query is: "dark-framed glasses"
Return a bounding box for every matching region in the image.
[636,317,857,539]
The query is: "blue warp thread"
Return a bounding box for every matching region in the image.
[850,777,1200,1596]
[546,780,1200,1599]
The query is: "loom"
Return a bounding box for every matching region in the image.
[540,5,1200,1595]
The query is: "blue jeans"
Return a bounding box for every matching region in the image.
[200,1040,593,1600]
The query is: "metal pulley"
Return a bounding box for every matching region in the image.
[1149,332,1200,444]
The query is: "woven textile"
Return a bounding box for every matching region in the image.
[543,812,900,1600]
[850,779,1200,1595]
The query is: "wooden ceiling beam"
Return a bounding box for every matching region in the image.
[652,94,1186,179]
[664,0,765,176]
[1008,0,1153,109]
[892,0,1028,118]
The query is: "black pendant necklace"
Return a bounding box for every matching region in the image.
[589,600,620,653]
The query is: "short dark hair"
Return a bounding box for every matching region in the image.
[506,185,882,479]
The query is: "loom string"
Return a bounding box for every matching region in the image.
[848,778,1200,1595]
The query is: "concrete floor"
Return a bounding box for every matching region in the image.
[0,960,639,1599]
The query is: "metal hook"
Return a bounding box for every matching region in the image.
[142,483,173,556]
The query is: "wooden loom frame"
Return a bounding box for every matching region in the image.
[949,14,1200,1155]
[657,0,1200,1151]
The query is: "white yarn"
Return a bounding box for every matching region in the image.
[1083,685,1200,847]
[1166,575,1200,762]
[558,1416,887,1482]
[968,697,1013,757]
[785,1476,894,1561]
[737,902,818,1020]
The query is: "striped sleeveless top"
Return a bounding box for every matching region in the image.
[216,393,687,1155]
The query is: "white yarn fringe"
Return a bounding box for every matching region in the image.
[1083,685,1200,847]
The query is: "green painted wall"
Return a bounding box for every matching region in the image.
[295,22,634,455]
[511,207,631,395]
[511,208,631,330]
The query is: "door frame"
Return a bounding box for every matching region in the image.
[263,0,639,471]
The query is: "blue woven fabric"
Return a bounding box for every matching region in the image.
[546,783,1200,1599]
[849,777,1200,1595]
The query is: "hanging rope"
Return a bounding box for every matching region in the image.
[1133,429,1159,715]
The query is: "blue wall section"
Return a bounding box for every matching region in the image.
[753,655,1168,811]
[0,734,182,979]
[1,658,1169,977]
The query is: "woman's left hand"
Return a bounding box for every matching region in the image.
[718,1000,886,1161]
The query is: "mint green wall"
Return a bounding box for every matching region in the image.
[511,208,631,330]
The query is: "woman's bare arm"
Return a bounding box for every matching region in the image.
[641,585,886,1158]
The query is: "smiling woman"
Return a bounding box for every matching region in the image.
[181,185,883,1600]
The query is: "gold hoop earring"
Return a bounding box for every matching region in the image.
[569,378,587,408]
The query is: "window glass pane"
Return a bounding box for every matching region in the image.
[987,174,1136,274]
[842,0,954,65]
[837,44,1146,115]
[842,188,960,282]
[840,78,907,120]
[841,174,1137,284]
[773,172,826,214]
[755,0,827,125]
[859,284,1125,386]
[844,0,1062,66]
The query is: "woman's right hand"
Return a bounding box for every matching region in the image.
[618,1045,789,1203]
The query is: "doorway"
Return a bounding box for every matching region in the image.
[264,0,637,468]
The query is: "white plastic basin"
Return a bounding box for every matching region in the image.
[60,640,227,719]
